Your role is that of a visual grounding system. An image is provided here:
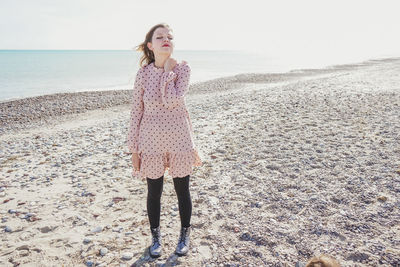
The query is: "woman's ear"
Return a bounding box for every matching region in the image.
[147,42,153,51]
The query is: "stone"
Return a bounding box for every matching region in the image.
[121,252,133,260]
[83,238,92,244]
[100,247,108,256]
[91,226,103,233]
[377,196,388,202]
[39,226,53,233]
[16,245,29,251]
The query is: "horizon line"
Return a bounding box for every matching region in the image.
[0,48,249,52]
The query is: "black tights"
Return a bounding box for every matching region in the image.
[146,174,192,229]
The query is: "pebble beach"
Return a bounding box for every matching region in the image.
[0,58,400,266]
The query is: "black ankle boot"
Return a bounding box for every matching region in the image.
[149,226,162,258]
[175,226,191,256]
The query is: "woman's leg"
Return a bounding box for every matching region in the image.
[146,175,164,229]
[173,175,192,228]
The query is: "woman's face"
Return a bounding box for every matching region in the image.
[148,27,174,56]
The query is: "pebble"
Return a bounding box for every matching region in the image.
[112,227,123,233]
[377,196,388,202]
[5,226,12,232]
[121,252,133,260]
[19,250,29,256]
[22,213,35,220]
[17,245,30,251]
[250,202,262,208]
[83,238,92,244]
[99,247,108,256]
[39,226,53,233]
[91,226,103,233]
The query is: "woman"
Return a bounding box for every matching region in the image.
[127,23,202,258]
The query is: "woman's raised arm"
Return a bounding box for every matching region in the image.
[159,61,191,109]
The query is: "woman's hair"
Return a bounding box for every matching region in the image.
[135,23,173,67]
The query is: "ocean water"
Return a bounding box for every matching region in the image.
[0,50,396,102]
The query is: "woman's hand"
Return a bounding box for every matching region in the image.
[132,153,141,172]
[164,57,177,72]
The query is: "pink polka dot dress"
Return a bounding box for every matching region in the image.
[127,60,202,179]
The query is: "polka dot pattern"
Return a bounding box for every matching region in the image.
[127,61,202,179]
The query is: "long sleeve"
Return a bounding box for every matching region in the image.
[127,69,144,153]
[159,62,191,109]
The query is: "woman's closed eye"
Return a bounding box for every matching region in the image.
[157,37,173,40]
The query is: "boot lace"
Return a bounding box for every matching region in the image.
[179,228,187,243]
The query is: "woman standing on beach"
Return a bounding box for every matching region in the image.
[127,23,202,258]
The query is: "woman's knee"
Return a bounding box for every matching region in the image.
[173,175,190,196]
[147,175,164,199]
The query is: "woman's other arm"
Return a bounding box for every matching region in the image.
[127,69,144,153]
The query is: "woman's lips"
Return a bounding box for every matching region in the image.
[162,44,170,47]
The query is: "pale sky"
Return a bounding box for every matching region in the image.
[1,0,399,57]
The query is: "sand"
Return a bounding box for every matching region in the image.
[0,58,399,266]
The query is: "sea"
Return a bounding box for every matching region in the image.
[0,49,397,102]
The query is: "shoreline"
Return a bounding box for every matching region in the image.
[2,56,398,104]
[1,55,398,104]
[1,57,399,136]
